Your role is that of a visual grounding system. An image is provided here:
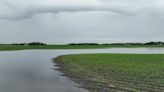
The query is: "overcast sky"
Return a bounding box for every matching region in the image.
[0,0,164,44]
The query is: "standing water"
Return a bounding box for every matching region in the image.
[0,48,164,92]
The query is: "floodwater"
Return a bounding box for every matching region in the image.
[0,48,164,92]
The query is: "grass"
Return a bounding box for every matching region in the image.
[55,54,164,92]
[0,44,164,51]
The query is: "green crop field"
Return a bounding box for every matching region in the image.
[0,44,164,51]
[55,54,164,92]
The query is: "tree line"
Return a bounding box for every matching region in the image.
[10,41,164,46]
[11,42,47,46]
[68,42,164,45]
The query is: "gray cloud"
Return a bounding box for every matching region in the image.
[0,0,164,43]
[0,0,163,19]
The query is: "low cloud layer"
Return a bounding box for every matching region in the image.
[0,0,164,43]
[0,0,164,19]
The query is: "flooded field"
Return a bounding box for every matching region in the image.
[0,48,164,92]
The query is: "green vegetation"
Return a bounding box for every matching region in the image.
[0,44,164,51]
[55,54,164,92]
[0,41,164,51]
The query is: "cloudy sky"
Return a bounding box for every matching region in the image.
[0,0,164,44]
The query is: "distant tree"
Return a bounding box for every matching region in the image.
[69,43,99,45]
[101,43,126,45]
[11,43,26,45]
[145,42,163,45]
[11,42,47,46]
[27,42,47,45]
